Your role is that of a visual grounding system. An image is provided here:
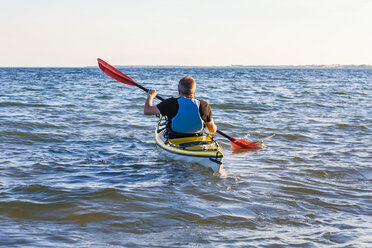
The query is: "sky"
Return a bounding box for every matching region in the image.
[0,0,371,67]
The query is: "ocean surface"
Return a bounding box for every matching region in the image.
[0,66,371,247]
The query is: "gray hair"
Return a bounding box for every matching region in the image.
[178,76,196,95]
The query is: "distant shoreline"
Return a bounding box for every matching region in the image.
[230,64,372,69]
[1,64,372,69]
[110,64,372,69]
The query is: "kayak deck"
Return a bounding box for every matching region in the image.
[155,117,223,172]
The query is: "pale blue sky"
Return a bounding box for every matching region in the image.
[1,0,371,66]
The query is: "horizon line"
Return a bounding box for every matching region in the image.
[1,64,372,69]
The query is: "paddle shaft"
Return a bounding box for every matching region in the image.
[97,58,261,149]
[216,130,232,140]
[134,83,165,101]
[121,77,228,137]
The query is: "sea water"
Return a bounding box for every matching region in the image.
[0,67,371,247]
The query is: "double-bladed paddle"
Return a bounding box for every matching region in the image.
[97,58,262,149]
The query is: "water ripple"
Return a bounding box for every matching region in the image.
[0,67,371,247]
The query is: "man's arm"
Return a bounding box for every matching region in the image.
[205,118,217,134]
[200,100,217,133]
[144,89,161,115]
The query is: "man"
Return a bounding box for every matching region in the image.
[144,76,217,137]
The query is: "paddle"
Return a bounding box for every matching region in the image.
[97,58,262,149]
[97,58,164,101]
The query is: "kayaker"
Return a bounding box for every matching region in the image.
[144,76,217,137]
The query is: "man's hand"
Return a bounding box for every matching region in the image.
[147,89,158,99]
[144,89,161,115]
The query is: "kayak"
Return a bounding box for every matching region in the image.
[155,116,224,173]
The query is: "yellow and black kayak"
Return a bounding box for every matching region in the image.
[155,116,224,173]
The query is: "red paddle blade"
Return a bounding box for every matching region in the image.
[230,137,262,149]
[97,58,138,86]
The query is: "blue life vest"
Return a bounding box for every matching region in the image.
[171,97,204,133]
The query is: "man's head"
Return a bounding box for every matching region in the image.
[178,76,196,97]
